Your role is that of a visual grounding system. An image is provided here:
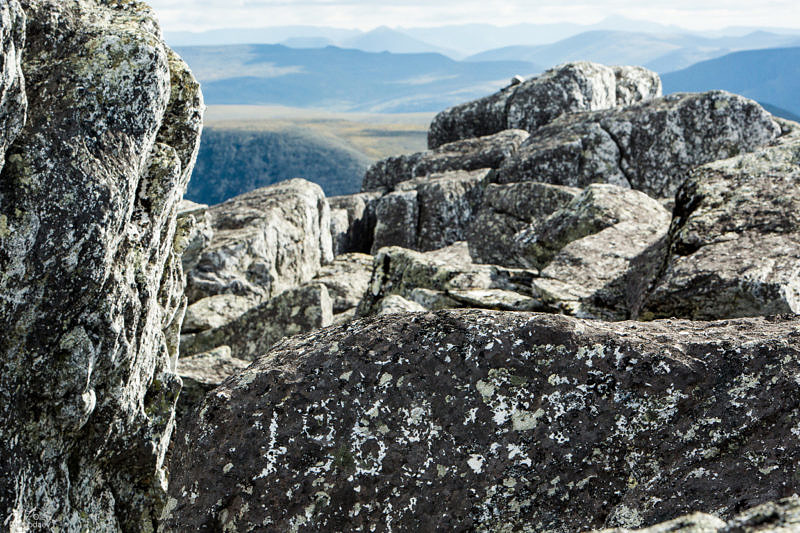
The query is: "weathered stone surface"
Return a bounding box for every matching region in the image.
[164,311,800,532]
[181,282,333,360]
[639,126,800,320]
[182,293,256,334]
[514,183,668,270]
[0,0,25,174]
[467,181,580,265]
[498,91,782,198]
[329,192,380,255]
[185,178,333,304]
[176,199,214,274]
[428,62,661,149]
[371,189,418,253]
[363,129,527,193]
[371,169,491,253]
[313,252,374,313]
[595,496,800,532]
[358,243,541,316]
[175,346,249,424]
[0,0,203,530]
[377,294,427,314]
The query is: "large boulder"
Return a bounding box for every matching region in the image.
[185,178,333,304]
[428,63,661,149]
[164,311,800,532]
[467,181,580,265]
[0,0,203,530]
[525,184,671,320]
[371,169,491,253]
[497,91,782,198]
[639,123,800,320]
[0,0,25,173]
[362,129,528,193]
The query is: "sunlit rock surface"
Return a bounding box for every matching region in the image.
[0,0,203,530]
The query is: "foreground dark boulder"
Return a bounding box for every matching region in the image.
[0,0,203,530]
[164,311,800,532]
[428,62,661,149]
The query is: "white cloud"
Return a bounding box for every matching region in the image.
[147,0,800,32]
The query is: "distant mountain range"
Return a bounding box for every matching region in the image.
[166,18,800,60]
[175,44,539,113]
[466,30,800,73]
[662,47,800,120]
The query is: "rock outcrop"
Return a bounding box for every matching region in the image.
[164,311,800,532]
[185,178,333,304]
[362,129,528,193]
[371,168,491,253]
[595,496,800,532]
[497,91,781,198]
[181,282,333,360]
[639,121,800,319]
[0,0,25,173]
[0,0,203,530]
[428,63,661,149]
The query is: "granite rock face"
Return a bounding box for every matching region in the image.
[164,311,800,532]
[362,129,528,193]
[467,181,580,265]
[428,63,661,149]
[0,0,203,530]
[0,0,25,173]
[595,497,800,533]
[371,169,492,253]
[181,282,333,360]
[498,91,782,198]
[185,178,333,304]
[358,243,542,316]
[639,123,800,320]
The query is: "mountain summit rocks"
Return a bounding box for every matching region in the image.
[0,0,203,530]
[428,62,661,149]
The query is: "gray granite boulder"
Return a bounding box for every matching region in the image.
[498,91,782,198]
[362,129,528,193]
[164,311,800,532]
[0,0,203,530]
[0,0,25,173]
[371,169,492,253]
[639,123,800,320]
[313,252,374,314]
[358,243,541,316]
[467,181,580,265]
[595,496,800,532]
[428,63,661,149]
[185,178,333,304]
[181,282,333,360]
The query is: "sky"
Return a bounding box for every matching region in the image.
[148,0,800,33]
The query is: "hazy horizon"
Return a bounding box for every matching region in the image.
[149,1,800,33]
